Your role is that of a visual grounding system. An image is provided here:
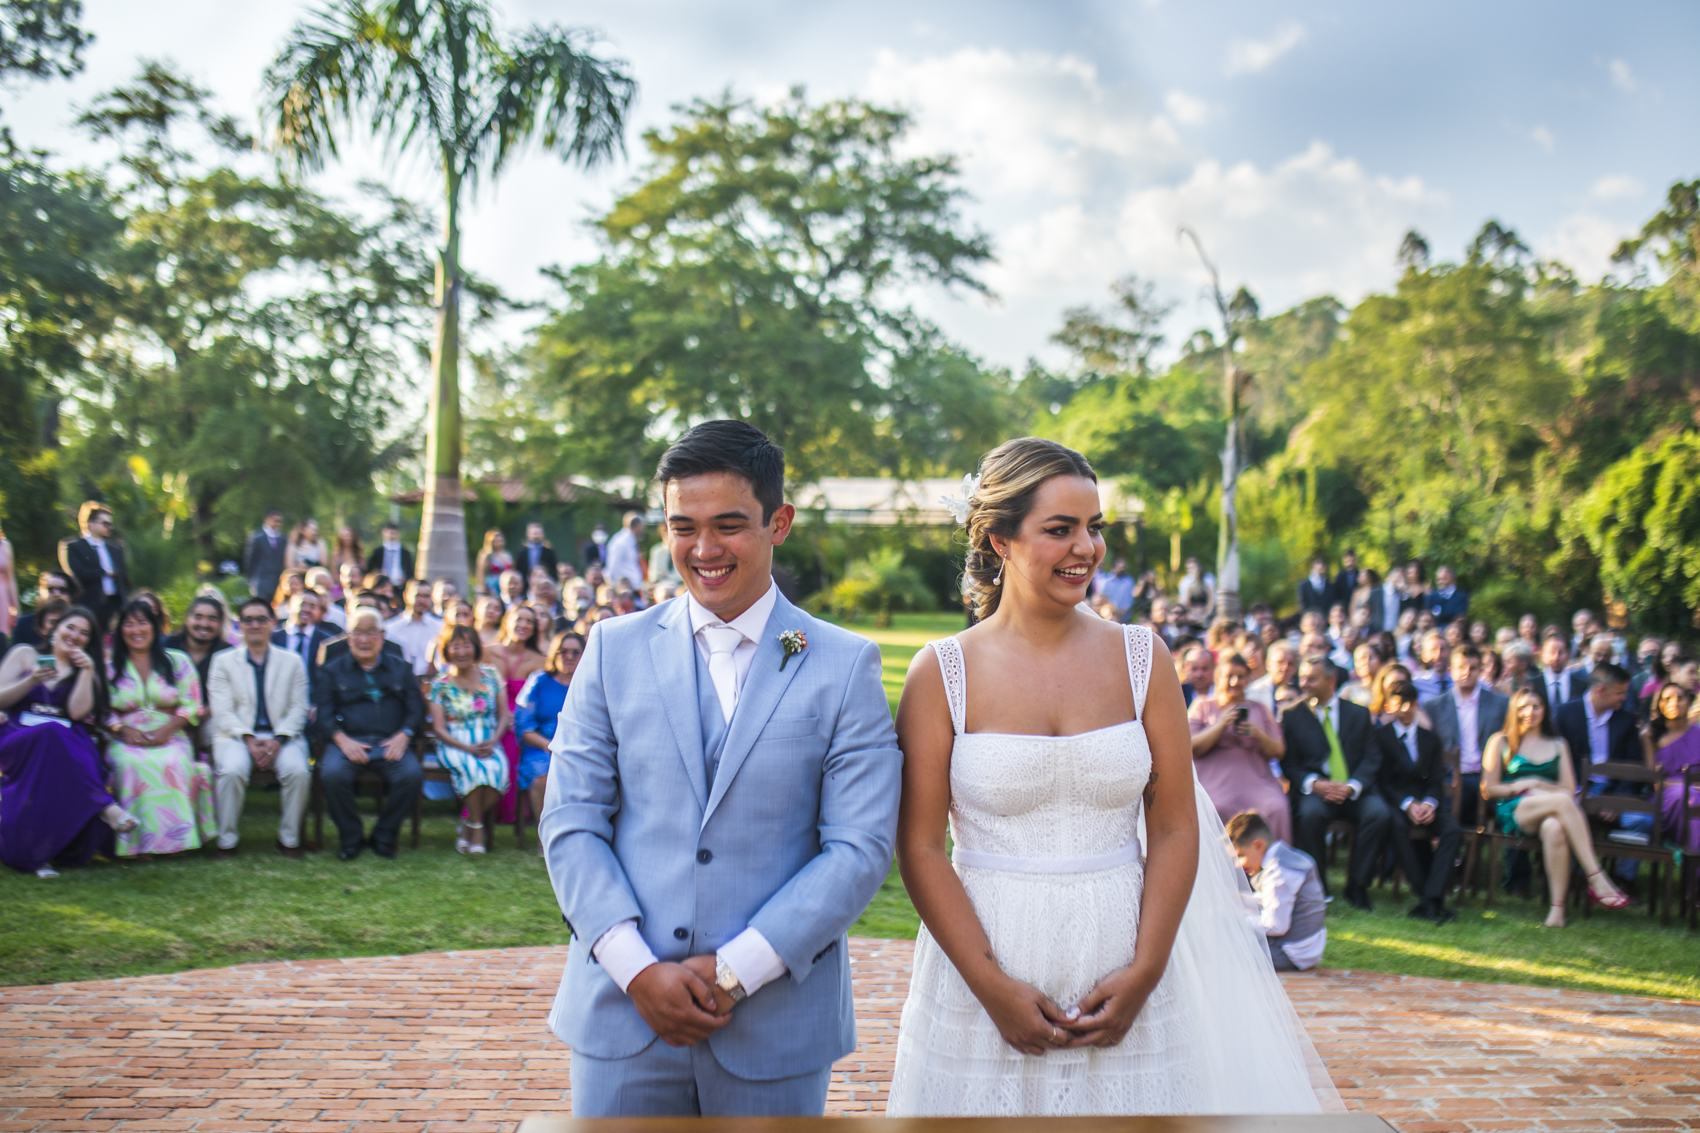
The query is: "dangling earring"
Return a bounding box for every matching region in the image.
[993,556,1005,586]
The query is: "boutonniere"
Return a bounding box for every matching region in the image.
[778,629,808,671]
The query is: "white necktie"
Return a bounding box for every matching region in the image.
[701,624,744,724]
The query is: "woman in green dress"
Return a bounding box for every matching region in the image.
[426,624,512,855]
[1480,686,1629,927]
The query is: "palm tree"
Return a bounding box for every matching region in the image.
[263,1,635,591]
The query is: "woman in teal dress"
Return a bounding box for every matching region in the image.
[1481,686,1629,927]
[426,625,512,855]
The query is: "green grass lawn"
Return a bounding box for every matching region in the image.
[3,610,1694,1001]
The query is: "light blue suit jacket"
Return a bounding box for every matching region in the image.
[539,588,901,1080]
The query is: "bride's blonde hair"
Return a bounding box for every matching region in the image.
[962,438,1097,621]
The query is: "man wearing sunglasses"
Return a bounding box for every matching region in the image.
[11,571,79,650]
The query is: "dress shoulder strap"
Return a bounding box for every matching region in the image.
[1122,623,1154,719]
[931,636,967,736]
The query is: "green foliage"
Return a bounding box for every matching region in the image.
[50,64,433,563]
[816,548,936,627]
[1578,431,1700,631]
[478,91,1010,484]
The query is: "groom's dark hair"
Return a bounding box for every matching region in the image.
[656,420,786,524]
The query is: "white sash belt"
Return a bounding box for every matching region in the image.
[952,839,1142,875]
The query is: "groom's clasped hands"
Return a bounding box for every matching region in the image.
[626,956,739,1047]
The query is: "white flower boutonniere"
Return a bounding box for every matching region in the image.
[778,629,808,671]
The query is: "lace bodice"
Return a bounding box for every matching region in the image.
[933,625,1153,860]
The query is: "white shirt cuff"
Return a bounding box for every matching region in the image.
[718,927,787,995]
[1401,796,1415,813]
[590,919,659,993]
[1347,779,1363,799]
[1301,773,1318,795]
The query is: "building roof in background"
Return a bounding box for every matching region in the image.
[793,477,1146,527]
[387,478,644,508]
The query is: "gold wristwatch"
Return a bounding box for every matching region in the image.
[714,955,747,1003]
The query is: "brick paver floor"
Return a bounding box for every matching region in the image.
[3,938,1697,1132]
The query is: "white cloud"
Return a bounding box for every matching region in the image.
[1164,89,1209,126]
[865,50,1448,370]
[1113,142,1447,312]
[1539,213,1631,282]
[1608,58,1637,93]
[1224,23,1307,77]
[1531,125,1555,153]
[1589,174,1642,202]
[867,47,1183,199]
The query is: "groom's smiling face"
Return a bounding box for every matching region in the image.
[664,472,796,622]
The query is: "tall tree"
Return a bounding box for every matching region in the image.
[60,63,434,571]
[263,0,635,590]
[486,92,1002,484]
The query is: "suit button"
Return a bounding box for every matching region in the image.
[697,849,712,864]
[673,927,688,940]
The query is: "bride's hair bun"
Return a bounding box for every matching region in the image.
[962,438,1097,621]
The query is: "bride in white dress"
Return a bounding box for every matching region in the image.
[887,438,1336,1115]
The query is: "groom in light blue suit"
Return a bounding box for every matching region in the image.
[540,421,903,1116]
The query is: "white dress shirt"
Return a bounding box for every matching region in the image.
[383,611,442,675]
[591,581,787,998]
[1249,841,1327,970]
[1452,684,1483,773]
[86,535,117,595]
[605,528,645,589]
[1542,667,1569,709]
[1301,695,1362,799]
[380,540,405,585]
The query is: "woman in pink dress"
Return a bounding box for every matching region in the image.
[0,521,17,636]
[1189,651,1291,842]
[484,605,544,823]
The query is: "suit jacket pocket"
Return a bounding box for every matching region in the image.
[759,715,820,742]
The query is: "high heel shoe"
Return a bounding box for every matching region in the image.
[101,805,139,834]
[466,821,485,855]
[1586,870,1630,909]
[455,822,471,854]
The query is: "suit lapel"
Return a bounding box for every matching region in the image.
[702,593,811,826]
[649,601,708,810]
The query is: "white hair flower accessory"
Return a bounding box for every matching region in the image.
[938,473,980,525]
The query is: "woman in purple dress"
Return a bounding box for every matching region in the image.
[1645,682,1700,853]
[0,606,136,878]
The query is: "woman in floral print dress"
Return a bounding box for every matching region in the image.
[106,599,214,857]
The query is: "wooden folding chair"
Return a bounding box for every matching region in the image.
[1580,761,1676,925]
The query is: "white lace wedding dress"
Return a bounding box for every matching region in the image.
[886,624,1337,1115]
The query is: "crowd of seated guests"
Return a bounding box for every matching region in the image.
[6,508,1699,914]
[0,504,677,878]
[1093,551,1700,926]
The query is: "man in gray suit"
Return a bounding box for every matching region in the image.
[1422,643,1508,829]
[541,421,902,1117]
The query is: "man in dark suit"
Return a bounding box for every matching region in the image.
[59,501,128,630]
[243,508,289,599]
[10,570,77,648]
[274,591,336,691]
[1535,635,1586,710]
[517,522,558,593]
[1554,662,1645,882]
[1281,652,1390,909]
[1554,663,1638,790]
[365,522,416,587]
[1376,680,1462,924]
[1422,644,1509,829]
[1331,548,1361,609]
[1296,556,1332,615]
[1427,565,1469,627]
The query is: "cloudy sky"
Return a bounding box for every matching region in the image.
[12,0,1696,371]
